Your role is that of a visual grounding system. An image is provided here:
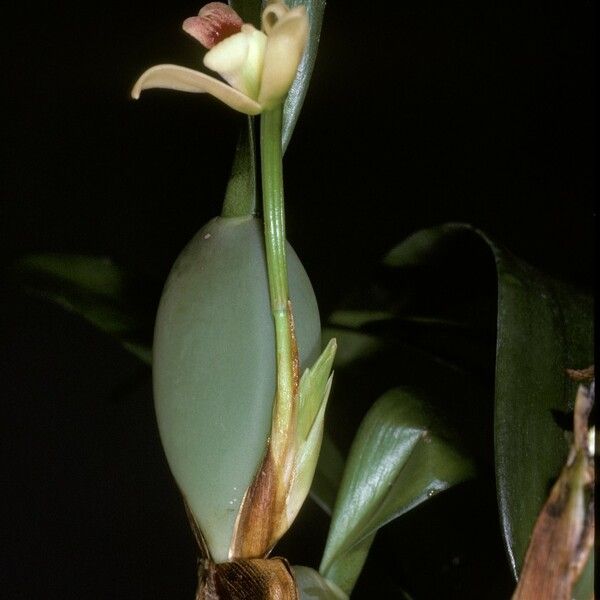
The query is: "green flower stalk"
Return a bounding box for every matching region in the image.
[230,103,336,558]
[132,1,335,594]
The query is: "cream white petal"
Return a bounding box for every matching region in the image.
[262,1,290,35]
[204,25,267,99]
[241,27,268,99]
[131,64,262,115]
[203,29,250,75]
[258,8,309,108]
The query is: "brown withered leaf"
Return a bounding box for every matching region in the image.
[229,300,302,559]
[196,557,298,600]
[230,448,282,558]
[512,383,595,600]
[287,299,301,399]
[566,365,595,383]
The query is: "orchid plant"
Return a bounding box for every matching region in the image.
[14,1,594,598]
[133,2,344,596]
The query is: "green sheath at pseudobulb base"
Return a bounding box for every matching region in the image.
[153,215,321,563]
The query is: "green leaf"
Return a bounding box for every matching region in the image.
[319,388,475,595]
[321,326,385,369]
[329,310,473,336]
[311,325,465,518]
[222,117,257,217]
[223,2,261,218]
[572,552,594,600]
[309,326,395,516]
[288,339,337,525]
[12,253,159,364]
[297,339,337,440]
[384,224,594,583]
[309,329,388,515]
[309,429,344,515]
[282,0,326,151]
[328,310,395,330]
[293,566,348,600]
[491,242,592,578]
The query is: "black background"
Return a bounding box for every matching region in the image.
[2,1,594,598]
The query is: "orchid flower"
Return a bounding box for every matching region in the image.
[131,1,309,115]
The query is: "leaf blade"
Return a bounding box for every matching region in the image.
[12,253,159,364]
[309,430,344,515]
[293,566,348,600]
[319,388,474,595]
[282,0,326,151]
[384,223,594,580]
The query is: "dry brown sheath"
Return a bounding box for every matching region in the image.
[196,558,299,600]
[230,448,281,558]
[231,300,301,559]
[512,382,595,600]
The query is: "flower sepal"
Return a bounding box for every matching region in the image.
[131,1,309,115]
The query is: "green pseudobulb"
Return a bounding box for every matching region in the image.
[153,216,321,562]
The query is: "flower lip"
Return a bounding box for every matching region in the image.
[183,2,244,49]
[203,23,267,100]
[131,1,309,115]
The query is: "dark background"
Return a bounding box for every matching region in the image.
[2,1,594,598]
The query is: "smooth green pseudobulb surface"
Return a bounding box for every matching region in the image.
[153,216,321,562]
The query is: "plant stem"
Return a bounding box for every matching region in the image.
[260,106,295,457]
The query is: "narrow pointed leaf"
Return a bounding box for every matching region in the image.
[321,534,374,598]
[328,310,395,330]
[281,0,325,151]
[288,373,334,523]
[309,430,344,515]
[329,310,475,341]
[222,116,258,217]
[321,326,385,369]
[291,337,338,520]
[308,328,386,514]
[297,338,337,439]
[320,388,475,595]
[12,254,159,363]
